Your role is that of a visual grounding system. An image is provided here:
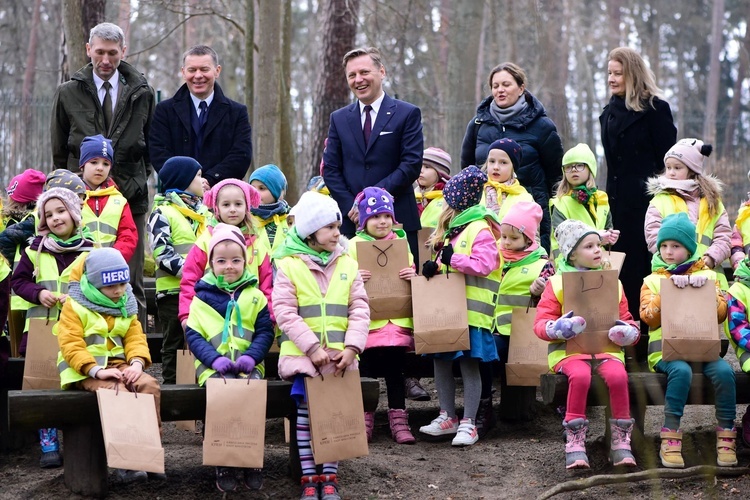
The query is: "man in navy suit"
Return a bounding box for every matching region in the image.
[149,45,252,186]
[323,47,424,256]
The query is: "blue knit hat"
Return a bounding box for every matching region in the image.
[443,165,487,212]
[158,156,202,193]
[79,135,113,168]
[657,212,697,255]
[249,164,287,201]
[488,138,522,172]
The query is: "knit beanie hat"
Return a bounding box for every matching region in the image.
[79,135,114,168]
[562,143,597,177]
[85,248,130,289]
[657,212,697,255]
[443,165,487,212]
[356,186,397,230]
[293,191,342,239]
[203,178,261,212]
[36,187,83,235]
[44,169,87,196]
[487,138,523,172]
[249,164,288,201]
[6,169,46,204]
[208,223,247,261]
[423,147,452,181]
[500,201,542,244]
[555,219,600,263]
[158,156,202,193]
[664,138,713,175]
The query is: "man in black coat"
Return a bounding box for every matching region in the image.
[149,45,252,186]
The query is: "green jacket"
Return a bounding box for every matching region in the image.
[51,61,155,214]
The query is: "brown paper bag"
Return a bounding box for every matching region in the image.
[305,370,368,464]
[356,239,412,320]
[417,227,435,271]
[411,273,470,354]
[203,378,267,468]
[563,270,620,355]
[175,349,197,431]
[506,306,549,386]
[96,388,165,473]
[8,309,25,358]
[602,251,626,275]
[661,278,720,362]
[22,318,61,390]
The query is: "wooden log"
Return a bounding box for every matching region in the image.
[64,423,108,498]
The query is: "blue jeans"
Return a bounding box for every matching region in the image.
[654,358,736,430]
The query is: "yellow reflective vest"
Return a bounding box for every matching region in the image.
[649,194,723,258]
[276,255,357,356]
[153,203,208,295]
[56,298,134,388]
[415,190,446,229]
[495,257,547,336]
[10,213,36,311]
[82,191,127,248]
[255,213,290,256]
[195,226,271,279]
[549,193,611,260]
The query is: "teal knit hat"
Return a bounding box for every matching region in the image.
[657,212,697,255]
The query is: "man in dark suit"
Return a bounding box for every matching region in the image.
[149,45,252,186]
[323,47,424,257]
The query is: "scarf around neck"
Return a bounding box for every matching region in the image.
[502,247,546,268]
[651,251,700,274]
[490,96,527,124]
[273,227,333,265]
[252,200,290,221]
[69,275,138,318]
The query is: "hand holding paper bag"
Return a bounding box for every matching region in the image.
[545,311,586,340]
[670,274,689,288]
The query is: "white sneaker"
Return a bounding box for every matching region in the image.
[451,418,479,446]
[419,410,459,436]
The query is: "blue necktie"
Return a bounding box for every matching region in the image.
[198,101,208,129]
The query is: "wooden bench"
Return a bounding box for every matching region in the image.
[7,378,380,497]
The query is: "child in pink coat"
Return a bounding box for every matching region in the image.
[272,191,369,500]
[177,179,273,327]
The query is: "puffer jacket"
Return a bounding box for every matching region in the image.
[51,61,155,214]
[273,245,369,380]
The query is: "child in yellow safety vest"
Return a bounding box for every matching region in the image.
[534,219,639,470]
[480,138,534,222]
[645,138,730,275]
[550,143,618,262]
[415,147,452,229]
[476,201,554,437]
[249,164,291,254]
[726,256,750,449]
[185,224,274,493]
[56,247,161,484]
[640,212,736,469]
[729,173,750,269]
[11,188,95,469]
[349,186,417,445]
[419,166,501,447]
[79,135,138,261]
[148,156,208,385]
[272,191,369,500]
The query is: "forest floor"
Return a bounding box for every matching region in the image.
[1,365,750,499]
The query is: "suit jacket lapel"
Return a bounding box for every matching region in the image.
[366,94,395,153]
[347,102,366,154]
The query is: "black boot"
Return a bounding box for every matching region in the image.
[475,397,496,438]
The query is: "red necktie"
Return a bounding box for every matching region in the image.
[363,105,372,146]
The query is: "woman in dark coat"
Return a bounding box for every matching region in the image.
[461,62,564,251]
[600,47,677,354]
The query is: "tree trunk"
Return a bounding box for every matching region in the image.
[723,15,750,159]
[308,0,359,182]
[117,0,131,48]
[279,0,298,203]
[245,0,255,116]
[703,0,724,157]
[537,0,571,147]
[253,0,282,167]
[61,0,85,82]
[22,0,42,101]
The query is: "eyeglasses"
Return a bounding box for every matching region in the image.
[563,163,587,172]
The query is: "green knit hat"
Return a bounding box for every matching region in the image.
[562,143,597,177]
[657,212,697,255]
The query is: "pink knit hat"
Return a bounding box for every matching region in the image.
[36,187,84,235]
[6,169,46,204]
[664,138,713,175]
[208,223,247,260]
[500,201,542,245]
[203,179,261,221]
[423,147,452,181]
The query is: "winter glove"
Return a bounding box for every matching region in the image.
[608,320,639,347]
[545,311,587,340]
[422,260,439,279]
[530,277,547,296]
[689,274,708,288]
[670,274,690,289]
[211,356,234,375]
[235,355,256,374]
[440,244,454,266]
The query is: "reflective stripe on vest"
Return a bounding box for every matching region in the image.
[650,194,722,256]
[186,287,268,385]
[56,298,134,389]
[644,268,718,371]
[549,196,610,259]
[440,220,502,330]
[153,203,208,294]
[547,273,625,369]
[495,258,547,335]
[10,213,35,311]
[23,249,85,332]
[726,282,750,372]
[82,193,127,248]
[276,255,357,356]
